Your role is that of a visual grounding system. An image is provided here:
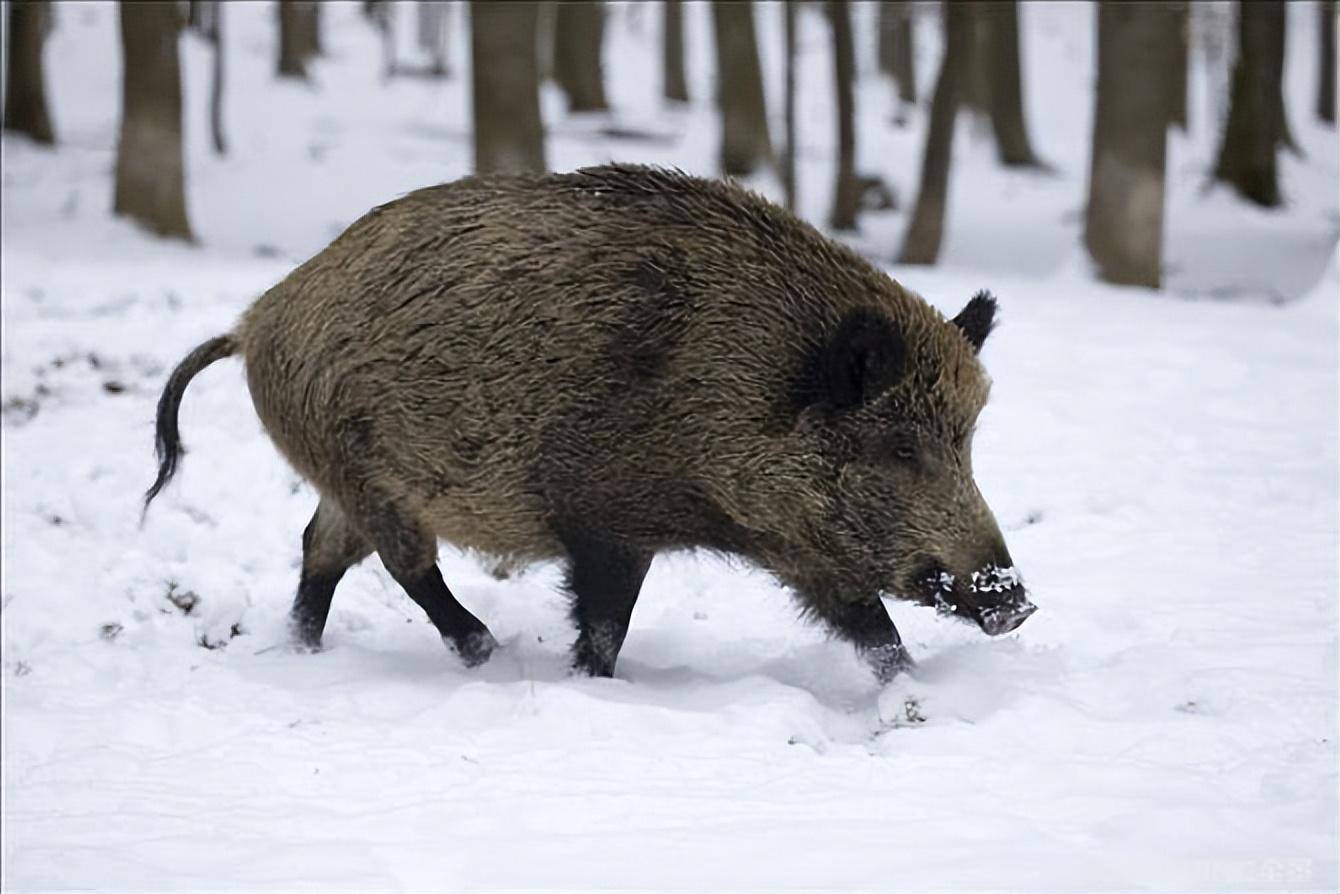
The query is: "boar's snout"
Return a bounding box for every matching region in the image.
[916,558,1037,636]
[964,563,1036,636]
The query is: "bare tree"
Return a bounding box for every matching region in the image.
[1085,2,1171,288]
[209,1,225,155]
[417,1,451,77]
[1214,0,1289,206]
[1168,1,1189,130]
[308,0,323,57]
[115,1,193,241]
[4,0,55,144]
[783,0,796,211]
[471,0,546,173]
[879,1,917,121]
[829,0,859,230]
[663,0,689,103]
[365,0,398,79]
[554,2,608,112]
[1320,0,1336,124]
[980,0,1041,166]
[278,0,318,79]
[960,3,991,115]
[899,1,968,265]
[187,1,212,34]
[712,1,771,175]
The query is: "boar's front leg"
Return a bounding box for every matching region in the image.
[559,525,654,678]
[814,598,915,684]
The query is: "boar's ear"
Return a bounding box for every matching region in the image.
[952,291,997,353]
[819,309,907,410]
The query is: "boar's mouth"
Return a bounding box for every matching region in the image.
[905,563,1037,636]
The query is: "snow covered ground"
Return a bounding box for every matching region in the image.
[2,2,1337,890]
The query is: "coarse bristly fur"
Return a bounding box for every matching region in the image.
[145,164,1035,680]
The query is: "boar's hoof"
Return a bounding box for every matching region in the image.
[868,643,916,684]
[446,630,498,668]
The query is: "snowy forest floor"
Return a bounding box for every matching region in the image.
[2,3,1337,891]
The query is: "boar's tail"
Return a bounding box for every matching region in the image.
[143,334,238,512]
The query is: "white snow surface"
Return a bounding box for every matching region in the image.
[2,3,1337,891]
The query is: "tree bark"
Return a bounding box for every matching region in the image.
[554,1,608,112]
[960,2,991,115]
[783,0,796,211]
[187,0,214,35]
[899,1,967,265]
[210,1,225,155]
[1213,0,1288,206]
[663,0,689,102]
[1320,0,1335,124]
[417,1,450,77]
[471,0,546,174]
[1168,1,1189,130]
[4,0,55,144]
[308,0,323,57]
[829,0,859,230]
[712,1,772,176]
[1085,2,1170,289]
[892,4,916,105]
[278,0,318,79]
[115,1,193,241]
[981,0,1040,166]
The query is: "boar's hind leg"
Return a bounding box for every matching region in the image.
[815,598,915,684]
[367,502,498,667]
[561,529,654,678]
[290,499,373,650]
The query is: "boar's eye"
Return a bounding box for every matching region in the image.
[883,432,919,466]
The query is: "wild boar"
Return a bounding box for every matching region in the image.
[144,165,1035,682]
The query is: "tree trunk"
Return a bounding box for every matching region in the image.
[712,1,772,176]
[308,1,323,58]
[663,0,688,102]
[1168,1,1189,130]
[829,0,859,230]
[417,1,450,77]
[187,0,214,35]
[783,0,796,211]
[880,2,917,123]
[893,5,916,105]
[554,1,608,112]
[4,0,55,144]
[982,0,1040,166]
[1319,0,1335,124]
[210,1,225,155]
[1085,2,1170,289]
[115,1,193,241]
[899,1,967,265]
[278,0,314,78]
[960,2,991,115]
[471,0,546,174]
[1213,1,1288,206]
